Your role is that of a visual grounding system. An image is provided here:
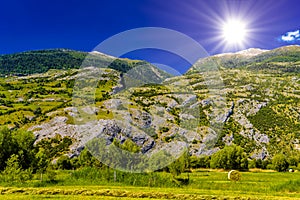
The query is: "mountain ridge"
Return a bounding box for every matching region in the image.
[188,45,300,74]
[0,48,157,76]
[1,45,300,162]
[214,48,269,57]
[2,45,300,76]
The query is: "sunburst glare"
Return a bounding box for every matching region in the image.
[222,19,248,46]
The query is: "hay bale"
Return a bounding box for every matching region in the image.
[289,168,294,173]
[228,170,241,181]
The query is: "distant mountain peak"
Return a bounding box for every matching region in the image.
[236,48,269,56]
[90,51,117,59]
[214,48,268,58]
[187,45,300,74]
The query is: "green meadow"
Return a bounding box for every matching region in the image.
[1,170,300,200]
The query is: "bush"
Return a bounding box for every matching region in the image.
[56,155,72,170]
[249,159,265,169]
[272,154,289,172]
[189,156,210,169]
[45,170,57,182]
[210,145,248,170]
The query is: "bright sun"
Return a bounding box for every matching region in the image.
[222,19,248,45]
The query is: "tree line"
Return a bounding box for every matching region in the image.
[0,126,297,185]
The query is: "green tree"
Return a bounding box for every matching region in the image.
[0,127,17,170]
[288,155,299,167]
[35,148,49,181]
[1,154,32,183]
[56,155,72,170]
[272,154,289,172]
[210,145,248,170]
[12,130,36,169]
[190,156,210,169]
[35,135,73,159]
[168,150,190,177]
[78,148,95,167]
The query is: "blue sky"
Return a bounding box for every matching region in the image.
[1,0,300,73]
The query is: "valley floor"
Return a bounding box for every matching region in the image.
[0,170,300,200]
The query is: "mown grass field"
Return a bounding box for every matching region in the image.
[1,170,300,199]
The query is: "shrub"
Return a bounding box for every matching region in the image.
[56,155,72,170]
[210,145,248,170]
[272,153,289,172]
[189,156,210,169]
[45,169,57,182]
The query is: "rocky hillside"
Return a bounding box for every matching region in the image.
[1,46,300,163]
